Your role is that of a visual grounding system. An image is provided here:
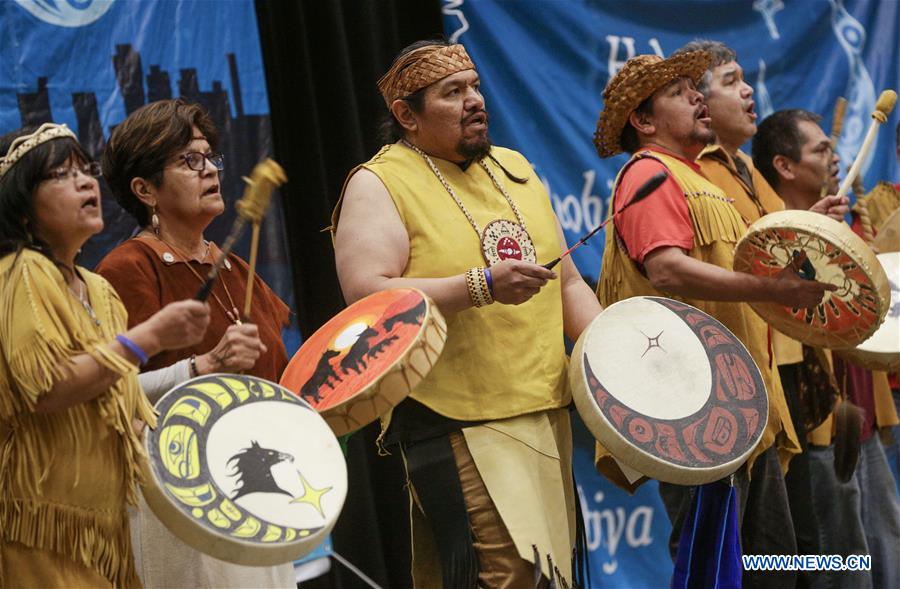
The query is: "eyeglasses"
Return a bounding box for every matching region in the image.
[44,161,102,182]
[177,151,225,172]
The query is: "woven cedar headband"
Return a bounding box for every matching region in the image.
[0,123,78,179]
[378,44,476,106]
[593,50,711,159]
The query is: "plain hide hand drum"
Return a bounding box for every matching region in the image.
[838,252,900,371]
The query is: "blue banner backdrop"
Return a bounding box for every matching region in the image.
[442,0,900,282]
[1,0,314,571]
[443,1,899,586]
[0,0,296,318]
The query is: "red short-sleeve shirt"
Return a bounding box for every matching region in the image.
[614,148,698,264]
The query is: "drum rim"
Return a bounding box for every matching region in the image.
[836,252,900,370]
[734,209,890,349]
[571,296,769,485]
[143,374,347,565]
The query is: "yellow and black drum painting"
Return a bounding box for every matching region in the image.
[143,374,347,566]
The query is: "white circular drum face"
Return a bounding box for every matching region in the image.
[857,253,899,354]
[206,401,346,530]
[148,375,347,547]
[584,298,712,420]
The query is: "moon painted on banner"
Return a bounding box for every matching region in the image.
[333,322,369,350]
[14,0,115,28]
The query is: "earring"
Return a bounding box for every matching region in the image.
[151,208,160,236]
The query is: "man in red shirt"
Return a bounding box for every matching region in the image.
[593,52,836,589]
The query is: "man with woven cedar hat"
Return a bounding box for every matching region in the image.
[594,51,838,589]
[755,108,900,589]
[331,40,601,588]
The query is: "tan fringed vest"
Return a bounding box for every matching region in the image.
[596,150,800,490]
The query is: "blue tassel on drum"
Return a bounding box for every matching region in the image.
[671,480,741,589]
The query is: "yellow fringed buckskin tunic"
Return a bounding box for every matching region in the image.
[0,249,156,588]
[596,150,801,491]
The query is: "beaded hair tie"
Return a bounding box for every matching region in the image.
[0,123,77,179]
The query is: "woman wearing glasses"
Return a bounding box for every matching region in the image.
[95,100,293,588]
[0,123,210,587]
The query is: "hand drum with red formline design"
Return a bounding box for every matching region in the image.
[734,210,890,349]
[280,289,447,436]
[571,296,769,485]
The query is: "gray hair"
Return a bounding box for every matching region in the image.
[672,39,737,96]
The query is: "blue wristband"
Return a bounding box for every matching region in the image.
[116,334,149,366]
[483,268,493,296]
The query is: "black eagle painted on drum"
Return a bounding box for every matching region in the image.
[228,441,295,500]
[147,374,327,543]
[584,297,768,468]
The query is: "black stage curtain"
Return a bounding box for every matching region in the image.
[255,2,443,587]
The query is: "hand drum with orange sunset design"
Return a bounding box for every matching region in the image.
[280,289,447,436]
[734,210,889,349]
[571,297,769,485]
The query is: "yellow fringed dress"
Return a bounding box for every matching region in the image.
[0,249,156,588]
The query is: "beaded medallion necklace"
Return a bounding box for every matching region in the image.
[402,140,536,265]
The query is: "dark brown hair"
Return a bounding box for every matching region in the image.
[620,97,655,155]
[752,109,822,190]
[672,39,737,96]
[102,99,218,226]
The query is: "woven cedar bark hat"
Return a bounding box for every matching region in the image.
[594,51,711,158]
[377,43,475,107]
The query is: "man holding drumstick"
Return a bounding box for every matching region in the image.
[593,51,836,589]
[332,39,601,588]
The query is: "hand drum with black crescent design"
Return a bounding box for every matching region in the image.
[280,288,447,436]
[571,296,769,485]
[734,210,890,349]
[143,374,347,566]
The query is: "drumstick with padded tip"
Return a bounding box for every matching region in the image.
[821,97,847,199]
[543,171,668,270]
[195,159,287,305]
[836,90,896,201]
[837,90,895,244]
